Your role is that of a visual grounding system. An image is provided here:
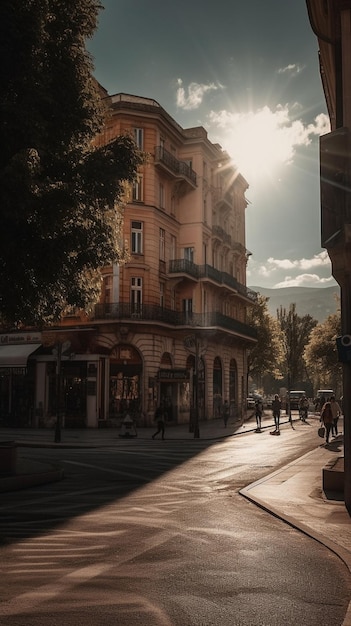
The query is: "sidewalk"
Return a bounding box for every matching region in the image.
[1,416,351,624]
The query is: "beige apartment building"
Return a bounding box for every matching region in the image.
[89,92,257,427]
[0,92,256,429]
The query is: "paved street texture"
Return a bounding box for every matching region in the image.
[0,413,350,625]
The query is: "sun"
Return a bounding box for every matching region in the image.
[212,106,298,184]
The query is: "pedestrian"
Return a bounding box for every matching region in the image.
[319,395,326,412]
[329,395,342,436]
[271,394,281,435]
[320,400,333,444]
[255,397,263,432]
[152,406,165,440]
[298,394,309,421]
[222,400,230,427]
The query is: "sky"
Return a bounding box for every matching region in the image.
[87,0,337,291]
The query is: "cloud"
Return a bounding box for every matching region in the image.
[273,274,335,288]
[207,105,330,180]
[176,78,222,110]
[277,63,305,76]
[248,251,335,287]
[265,251,331,273]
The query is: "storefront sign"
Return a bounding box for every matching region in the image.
[0,332,42,345]
[158,369,189,381]
[0,367,26,375]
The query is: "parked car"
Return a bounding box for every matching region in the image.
[289,390,306,410]
[316,389,334,401]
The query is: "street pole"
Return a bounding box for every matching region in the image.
[184,334,202,438]
[54,342,62,443]
[194,338,200,439]
[341,280,351,515]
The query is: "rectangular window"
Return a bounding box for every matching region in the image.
[134,128,144,150]
[131,221,143,254]
[184,247,194,262]
[182,298,193,322]
[159,228,165,261]
[159,183,165,209]
[203,161,207,181]
[132,174,143,202]
[160,137,165,155]
[103,275,112,303]
[203,289,207,314]
[159,282,164,308]
[203,242,207,265]
[170,235,176,260]
[131,277,142,315]
[182,298,193,313]
[170,195,176,216]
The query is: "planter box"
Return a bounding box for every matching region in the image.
[323,456,344,493]
[0,441,17,475]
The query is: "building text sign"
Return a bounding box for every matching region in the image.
[158,369,189,381]
[0,333,42,345]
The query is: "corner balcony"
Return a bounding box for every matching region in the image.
[93,303,257,342]
[168,260,257,302]
[212,225,232,246]
[154,146,197,189]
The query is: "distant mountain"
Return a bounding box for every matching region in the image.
[249,285,340,323]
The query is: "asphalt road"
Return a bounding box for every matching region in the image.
[0,419,350,625]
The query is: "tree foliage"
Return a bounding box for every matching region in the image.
[247,294,284,383]
[303,313,342,394]
[0,0,142,326]
[277,303,317,387]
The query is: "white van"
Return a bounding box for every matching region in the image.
[316,389,334,400]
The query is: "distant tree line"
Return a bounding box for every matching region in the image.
[247,295,342,398]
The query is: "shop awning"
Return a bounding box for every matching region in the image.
[0,344,42,367]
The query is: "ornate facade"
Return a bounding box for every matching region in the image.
[0,93,257,429]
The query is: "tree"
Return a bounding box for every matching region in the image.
[247,294,284,390]
[277,303,317,390]
[0,0,142,327]
[304,313,342,396]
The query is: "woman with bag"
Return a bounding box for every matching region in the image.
[320,400,333,444]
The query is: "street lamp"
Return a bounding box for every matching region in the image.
[184,335,207,438]
[52,340,71,443]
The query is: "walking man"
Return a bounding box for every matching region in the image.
[330,395,342,436]
[152,406,165,440]
[255,397,263,432]
[222,400,230,427]
[271,394,281,435]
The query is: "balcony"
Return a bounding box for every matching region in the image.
[93,303,257,341]
[168,260,257,302]
[168,258,200,280]
[212,225,232,246]
[154,146,197,188]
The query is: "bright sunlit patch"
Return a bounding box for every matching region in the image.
[208,106,329,183]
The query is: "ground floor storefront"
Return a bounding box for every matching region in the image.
[0,327,251,429]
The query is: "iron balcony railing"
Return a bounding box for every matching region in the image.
[212,225,232,246]
[154,146,197,186]
[93,303,257,340]
[168,260,257,302]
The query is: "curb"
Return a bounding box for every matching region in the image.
[239,449,351,626]
[0,465,64,493]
